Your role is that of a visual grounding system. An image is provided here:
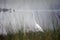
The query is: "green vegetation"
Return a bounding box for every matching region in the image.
[0,28,60,40]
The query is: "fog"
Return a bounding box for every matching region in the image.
[0,0,60,35]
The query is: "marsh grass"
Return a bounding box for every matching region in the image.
[0,28,60,40]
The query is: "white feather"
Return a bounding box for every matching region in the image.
[35,22,44,32]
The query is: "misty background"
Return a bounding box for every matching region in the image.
[0,0,60,35]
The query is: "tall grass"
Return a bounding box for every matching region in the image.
[0,15,60,40]
[0,27,60,40]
